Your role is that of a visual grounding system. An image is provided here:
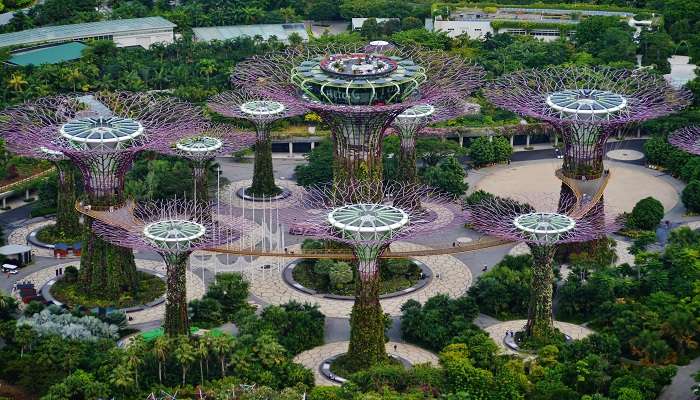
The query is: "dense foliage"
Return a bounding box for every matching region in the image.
[467,254,533,320]
[629,196,665,230]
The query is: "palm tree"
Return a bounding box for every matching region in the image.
[63,68,84,92]
[153,335,169,384]
[173,336,195,385]
[15,325,36,358]
[7,73,28,93]
[661,311,699,358]
[198,59,216,85]
[195,336,209,385]
[126,337,146,388]
[110,363,135,392]
[211,334,235,378]
[279,7,296,23]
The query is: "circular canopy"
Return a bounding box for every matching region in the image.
[328,203,409,233]
[546,89,627,117]
[513,212,575,243]
[398,104,436,120]
[239,100,286,116]
[176,135,223,153]
[320,53,398,78]
[60,117,144,145]
[143,219,206,251]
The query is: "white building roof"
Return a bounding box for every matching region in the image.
[192,23,308,43]
[0,17,176,48]
[0,244,32,256]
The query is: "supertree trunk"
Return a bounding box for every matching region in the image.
[249,126,279,197]
[398,132,418,185]
[54,161,80,238]
[163,253,191,336]
[192,162,210,204]
[347,256,388,370]
[77,154,139,299]
[525,244,557,340]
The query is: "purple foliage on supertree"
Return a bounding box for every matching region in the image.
[385,99,480,137]
[464,194,621,246]
[669,126,700,155]
[91,199,243,255]
[363,40,396,54]
[1,92,207,204]
[153,123,256,163]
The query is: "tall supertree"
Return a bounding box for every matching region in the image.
[669,126,700,155]
[2,92,205,300]
[465,195,620,343]
[155,124,256,203]
[485,67,690,206]
[281,181,463,371]
[208,89,307,198]
[92,200,242,336]
[229,43,484,194]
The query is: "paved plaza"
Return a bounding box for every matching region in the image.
[484,320,593,355]
[293,341,439,386]
[7,219,79,258]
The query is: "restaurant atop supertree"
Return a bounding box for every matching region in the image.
[229,43,484,193]
[485,67,690,206]
[669,125,700,155]
[2,92,205,300]
[208,89,307,199]
[280,181,463,372]
[92,199,242,336]
[156,124,256,203]
[465,195,620,345]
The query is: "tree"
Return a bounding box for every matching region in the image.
[294,139,333,187]
[682,180,700,212]
[41,370,109,400]
[306,0,340,21]
[421,156,468,196]
[391,28,452,50]
[152,335,169,384]
[211,334,236,378]
[400,294,479,351]
[492,136,513,163]
[639,31,674,74]
[204,273,249,319]
[401,16,423,31]
[629,197,664,230]
[7,72,28,92]
[469,137,495,167]
[173,335,195,384]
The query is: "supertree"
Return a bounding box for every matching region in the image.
[280,180,463,371]
[208,89,307,198]
[155,124,256,203]
[465,195,620,343]
[92,199,242,335]
[229,43,484,194]
[669,126,700,155]
[1,92,205,300]
[484,67,690,206]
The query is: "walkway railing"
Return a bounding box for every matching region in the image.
[555,168,611,218]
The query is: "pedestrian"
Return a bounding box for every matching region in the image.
[482,265,488,272]
[394,344,397,352]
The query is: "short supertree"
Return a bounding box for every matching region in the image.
[92,200,242,336]
[229,44,484,193]
[155,124,256,203]
[390,98,477,186]
[281,181,463,371]
[465,195,620,343]
[485,67,690,203]
[208,89,307,198]
[669,126,700,155]
[2,92,205,300]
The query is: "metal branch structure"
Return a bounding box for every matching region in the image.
[465,195,620,342]
[208,88,307,198]
[669,126,700,155]
[485,67,690,209]
[229,43,484,193]
[280,180,463,370]
[1,92,206,300]
[92,200,242,336]
[156,124,256,203]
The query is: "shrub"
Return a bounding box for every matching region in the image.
[468,137,495,167]
[328,262,353,290]
[492,136,513,163]
[18,309,118,341]
[421,156,468,196]
[63,266,78,283]
[629,197,664,230]
[467,255,532,319]
[189,297,224,328]
[204,273,250,320]
[682,180,700,213]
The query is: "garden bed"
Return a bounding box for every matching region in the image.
[50,271,165,309]
[328,353,405,379]
[35,224,83,245]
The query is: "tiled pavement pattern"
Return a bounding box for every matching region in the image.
[14,258,205,325]
[484,319,593,355]
[293,341,439,386]
[222,241,472,317]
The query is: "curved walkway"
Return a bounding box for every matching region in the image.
[14,258,205,325]
[7,219,79,258]
[225,241,472,317]
[293,341,439,386]
[483,320,593,355]
[658,356,700,400]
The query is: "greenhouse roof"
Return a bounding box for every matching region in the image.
[7,42,88,66]
[0,17,176,48]
[192,23,308,43]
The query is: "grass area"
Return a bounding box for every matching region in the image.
[329,354,403,378]
[271,125,330,139]
[36,224,83,245]
[292,259,422,296]
[51,271,165,308]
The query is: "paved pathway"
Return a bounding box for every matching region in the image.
[658,356,700,400]
[483,320,593,355]
[227,241,471,317]
[293,341,439,386]
[7,219,80,258]
[14,258,205,325]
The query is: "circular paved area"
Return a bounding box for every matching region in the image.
[294,341,439,386]
[483,320,593,355]
[606,149,644,161]
[474,160,678,213]
[508,243,530,256]
[211,241,471,317]
[14,258,205,325]
[8,220,79,258]
[219,179,305,209]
